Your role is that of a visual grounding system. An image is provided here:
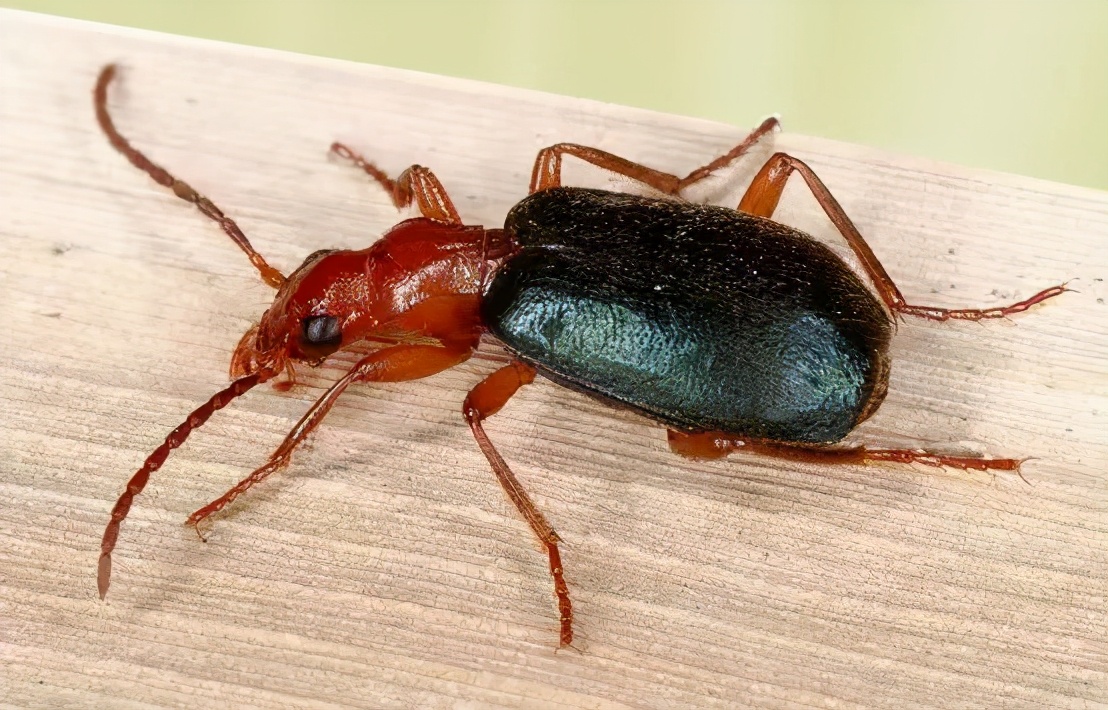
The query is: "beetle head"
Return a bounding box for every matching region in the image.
[230,248,376,379]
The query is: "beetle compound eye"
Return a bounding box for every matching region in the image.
[302,315,342,347]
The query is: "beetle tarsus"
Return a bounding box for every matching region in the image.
[894,283,1067,322]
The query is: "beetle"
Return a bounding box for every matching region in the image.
[93,64,1064,647]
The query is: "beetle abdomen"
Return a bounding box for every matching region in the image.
[483,188,892,443]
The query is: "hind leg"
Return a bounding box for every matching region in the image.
[667,430,1024,474]
[738,152,1067,321]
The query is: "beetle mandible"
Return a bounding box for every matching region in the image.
[93,64,1065,647]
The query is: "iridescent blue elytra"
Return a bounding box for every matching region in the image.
[482,187,894,444]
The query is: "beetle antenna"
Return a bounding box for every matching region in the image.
[93,64,286,289]
[98,370,274,600]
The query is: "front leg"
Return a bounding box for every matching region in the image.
[330,143,462,224]
[187,342,477,529]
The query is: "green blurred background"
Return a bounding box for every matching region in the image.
[7,0,1107,190]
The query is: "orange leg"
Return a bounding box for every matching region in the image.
[738,152,1067,321]
[186,342,476,529]
[330,143,462,225]
[462,361,574,648]
[93,65,286,289]
[529,116,780,195]
[667,430,1024,473]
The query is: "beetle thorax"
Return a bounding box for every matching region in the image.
[231,218,492,379]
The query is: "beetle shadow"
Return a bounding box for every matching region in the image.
[867,315,1060,459]
[507,316,1047,536]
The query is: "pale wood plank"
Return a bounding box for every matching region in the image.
[1,9,1105,709]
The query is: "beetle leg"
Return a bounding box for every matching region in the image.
[530,143,680,195]
[739,152,1067,321]
[186,342,476,530]
[330,143,462,225]
[529,117,779,195]
[676,117,781,191]
[462,361,574,648]
[667,430,1025,472]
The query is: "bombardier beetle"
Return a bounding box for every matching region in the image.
[94,64,1065,647]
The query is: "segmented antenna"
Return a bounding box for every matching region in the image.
[98,372,271,599]
[93,64,286,289]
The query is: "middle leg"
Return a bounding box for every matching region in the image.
[529,116,780,195]
[462,360,574,648]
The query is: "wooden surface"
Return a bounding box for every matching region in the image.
[2,10,1106,709]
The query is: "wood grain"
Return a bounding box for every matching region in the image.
[1,10,1105,709]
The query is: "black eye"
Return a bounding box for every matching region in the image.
[302,315,342,347]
